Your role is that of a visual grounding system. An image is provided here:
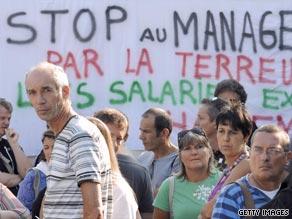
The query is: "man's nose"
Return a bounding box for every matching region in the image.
[259,150,270,160]
[3,118,10,126]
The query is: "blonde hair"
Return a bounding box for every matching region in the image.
[87,116,120,174]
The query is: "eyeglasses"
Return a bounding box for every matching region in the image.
[210,97,229,111]
[177,128,207,148]
[251,147,287,157]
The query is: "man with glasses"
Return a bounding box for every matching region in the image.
[212,124,292,219]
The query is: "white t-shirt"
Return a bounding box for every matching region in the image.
[112,173,138,219]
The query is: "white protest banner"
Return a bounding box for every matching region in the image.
[0,0,291,155]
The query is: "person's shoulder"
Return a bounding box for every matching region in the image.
[230,157,250,175]
[234,158,250,171]
[160,150,179,161]
[24,168,36,178]
[137,151,154,162]
[0,138,11,149]
[210,168,222,179]
[63,115,102,138]
[117,154,136,163]
[159,175,173,189]
[69,115,94,130]
[114,174,135,196]
[22,167,45,181]
[118,154,149,171]
[220,178,245,196]
[0,138,9,144]
[171,150,179,157]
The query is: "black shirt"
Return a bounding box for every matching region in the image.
[0,138,19,195]
[117,154,154,213]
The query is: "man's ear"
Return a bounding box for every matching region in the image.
[62,85,70,99]
[161,128,170,138]
[211,120,217,130]
[285,151,292,165]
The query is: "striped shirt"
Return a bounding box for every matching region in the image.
[212,175,271,219]
[0,183,30,219]
[43,115,113,219]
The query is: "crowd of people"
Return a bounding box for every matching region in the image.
[0,62,291,219]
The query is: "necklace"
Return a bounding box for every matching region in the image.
[223,152,248,176]
[208,151,248,201]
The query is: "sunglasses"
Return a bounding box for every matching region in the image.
[210,97,229,110]
[177,128,207,148]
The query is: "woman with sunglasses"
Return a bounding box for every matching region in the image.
[153,128,221,219]
[199,103,253,219]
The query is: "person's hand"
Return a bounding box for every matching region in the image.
[198,201,213,219]
[197,213,211,219]
[5,128,19,145]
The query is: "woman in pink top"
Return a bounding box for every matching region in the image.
[0,182,30,219]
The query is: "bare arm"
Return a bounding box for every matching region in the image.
[0,172,22,187]
[153,207,169,219]
[199,159,251,219]
[222,159,250,186]
[141,212,153,219]
[0,183,30,219]
[0,210,24,219]
[80,181,103,219]
[5,128,32,177]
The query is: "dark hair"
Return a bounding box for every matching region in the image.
[35,130,55,166]
[0,98,13,113]
[216,103,253,139]
[34,150,45,166]
[41,130,55,143]
[201,98,229,122]
[142,108,172,137]
[214,79,247,104]
[87,116,120,174]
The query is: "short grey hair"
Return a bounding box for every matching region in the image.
[251,124,290,151]
[0,98,13,113]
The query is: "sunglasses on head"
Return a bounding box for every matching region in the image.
[210,97,229,109]
[177,128,207,148]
